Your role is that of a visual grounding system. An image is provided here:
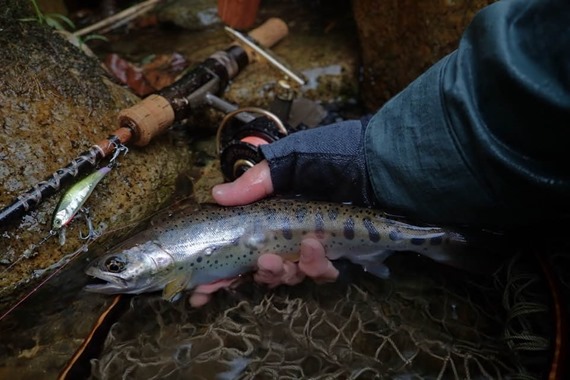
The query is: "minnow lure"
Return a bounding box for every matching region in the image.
[51,166,111,245]
[51,144,128,245]
[84,199,490,302]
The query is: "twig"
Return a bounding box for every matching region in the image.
[73,0,163,37]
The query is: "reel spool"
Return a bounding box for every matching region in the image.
[217,107,288,181]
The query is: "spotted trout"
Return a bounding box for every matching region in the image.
[85,199,483,301]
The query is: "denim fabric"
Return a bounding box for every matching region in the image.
[260,120,376,206]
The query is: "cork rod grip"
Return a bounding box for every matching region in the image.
[117,94,175,147]
[248,17,288,49]
[119,18,288,147]
[240,17,289,62]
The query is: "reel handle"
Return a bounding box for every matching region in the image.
[243,18,288,61]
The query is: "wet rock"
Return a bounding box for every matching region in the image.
[157,0,221,31]
[0,2,192,305]
[353,0,496,111]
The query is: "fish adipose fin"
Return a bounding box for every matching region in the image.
[348,250,394,279]
[163,273,191,302]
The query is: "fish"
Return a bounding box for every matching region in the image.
[84,199,488,302]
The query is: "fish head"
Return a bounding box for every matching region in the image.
[84,240,175,294]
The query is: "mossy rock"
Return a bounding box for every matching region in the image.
[0,1,193,308]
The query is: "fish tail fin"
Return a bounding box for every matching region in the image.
[434,228,511,275]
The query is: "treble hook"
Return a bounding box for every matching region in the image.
[79,207,99,241]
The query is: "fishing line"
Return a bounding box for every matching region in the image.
[0,230,57,276]
[0,240,93,323]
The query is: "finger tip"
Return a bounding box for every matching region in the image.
[211,161,274,206]
[211,183,232,205]
[189,293,211,308]
[258,253,284,272]
[300,238,326,262]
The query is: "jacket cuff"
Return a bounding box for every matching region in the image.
[260,120,377,206]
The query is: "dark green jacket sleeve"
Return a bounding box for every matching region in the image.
[365,0,570,227]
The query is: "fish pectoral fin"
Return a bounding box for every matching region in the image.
[281,251,301,262]
[162,274,190,302]
[349,250,394,279]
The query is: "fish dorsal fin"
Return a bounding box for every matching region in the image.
[162,273,191,302]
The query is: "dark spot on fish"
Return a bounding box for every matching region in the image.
[430,236,443,245]
[344,217,355,240]
[363,218,380,242]
[331,232,336,237]
[249,250,254,255]
[389,230,401,241]
[295,207,307,223]
[282,216,293,240]
[328,208,338,221]
[197,256,203,263]
[411,238,426,245]
[190,263,194,267]
[178,266,183,270]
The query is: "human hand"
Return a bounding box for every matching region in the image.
[188,161,339,307]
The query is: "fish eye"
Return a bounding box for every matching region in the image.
[104,256,127,273]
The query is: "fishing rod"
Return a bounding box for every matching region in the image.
[0,18,288,228]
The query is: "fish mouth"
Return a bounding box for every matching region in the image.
[84,266,130,294]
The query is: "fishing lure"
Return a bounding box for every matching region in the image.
[52,166,111,245]
[51,144,128,245]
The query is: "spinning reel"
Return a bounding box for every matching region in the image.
[216,27,326,181]
[215,76,328,182]
[217,107,289,181]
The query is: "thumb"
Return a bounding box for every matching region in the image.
[212,160,274,206]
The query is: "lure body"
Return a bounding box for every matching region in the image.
[52,166,111,232]
[84,199,485,301]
